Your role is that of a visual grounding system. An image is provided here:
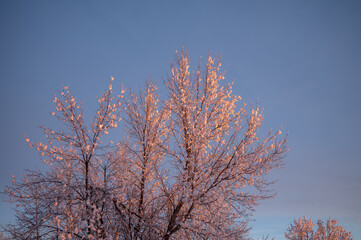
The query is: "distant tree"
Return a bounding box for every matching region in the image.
[285,217,353,240]
[3,48,288,239]
[285,217,315,240]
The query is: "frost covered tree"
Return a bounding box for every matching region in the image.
[285,217,353,240]
[4,82,123,239]
[3,48,287,240]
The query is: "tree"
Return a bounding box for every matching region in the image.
[3,48,288,239]
[4,82,123,239]
[2,170,54,239]
[285,217,353,240]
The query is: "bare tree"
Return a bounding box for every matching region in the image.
[3,48,287,240]
[2,170,57,239]
[285,217,353,240]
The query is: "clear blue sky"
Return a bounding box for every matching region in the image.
[1,1,360,239]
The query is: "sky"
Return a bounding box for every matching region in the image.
[0,1,360,239]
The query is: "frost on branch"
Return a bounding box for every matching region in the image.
[4,49,287,240]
